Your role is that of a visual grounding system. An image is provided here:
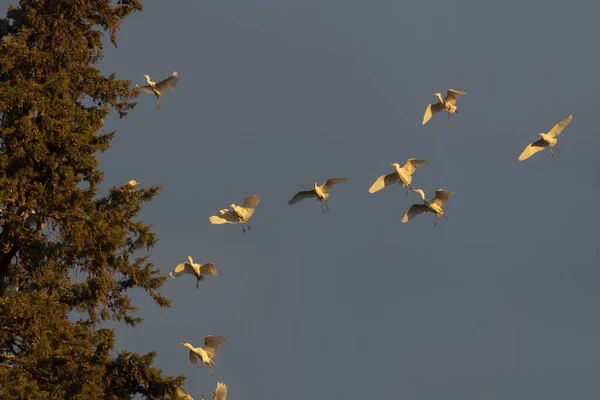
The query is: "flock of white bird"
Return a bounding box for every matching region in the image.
[129,72,576,399]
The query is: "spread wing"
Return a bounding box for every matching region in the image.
[547,114,573,138]
[170,262,195,278]
[445,89,466,105]
[288,190,317,205]
[422,103,443,125]
[209,209,241,224]
[200,263,218,277]
[432,189,454,207]
[155,71,180,92]
[402,158,428,175]
[203,335,226,358]
[368,173,398,194]
[137,85,155,94]
[518,138,547,161]
[242,194,260,210]
[401,204,431,223]
[213,382,228,400]
[189,349,201,364]
[322,178,347,191]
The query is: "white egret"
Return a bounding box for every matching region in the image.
[136,71,180,108]
[201,382,227,400]
[368,159,428,195]
[288,178,347,212]
[518,114,573,161]
[127,179,140,188]
[422,89,467,125]
[169,256,218,289]
[209,194,260,233]
[402,188,454,226]
[181,336,226,378]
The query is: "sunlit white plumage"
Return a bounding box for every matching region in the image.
[211,382,227,400]
[368,159,428,195]
[402,188,454,226]
[209,194,260,233]
[422,89,467,125]
[181,336,226,378]
[288,178,347,212]
[169,256,218,289]
[518,114,573,161]
[136,71,180,108]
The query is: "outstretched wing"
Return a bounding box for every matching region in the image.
[368,173,398,194]
[445,89,466,105]
[170,262,195,278]
[203,336,226,358]
[401,204,431,223]
[288,190,317,205]
[200,263,219,277]
[189,349,201,364]
[213,382,228,400]
[432,189,454,207]
[402,158,428,175]
[547,114,573,138]
[136,84,155,94]
[242,194,260,210]
[518,138,547,161]
[422,103,443,125]
[209,210,241,224]
[322,178,347,191]
[155,71,180,92]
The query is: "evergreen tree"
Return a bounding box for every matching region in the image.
[0,1,184,398]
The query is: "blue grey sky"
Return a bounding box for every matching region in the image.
[5,0,600,398]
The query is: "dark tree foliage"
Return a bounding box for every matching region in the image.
[0,1,184,398]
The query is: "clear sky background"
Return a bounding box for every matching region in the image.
[4,0,600,398]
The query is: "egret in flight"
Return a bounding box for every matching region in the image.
[402,188,454,226]
[368,159,428,195]
[422,89,467,125]
[181,336,226,378]
[518,114,573,161]
[288,178,347,212]
[136,71,180,108]
[209,194,260,233]
[169,256,218,289]
[202,382,227,400]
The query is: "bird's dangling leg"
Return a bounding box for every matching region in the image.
[324,201,329,212]
[433,216,438,227]
[242,225,246,233]
[196,280,200,289]
[550,148,555,158]
[555,146,560,153]
[447,112,450,120]
[247,225,252,231]
[209,367,216,379]
[321,201,326,213]
[444,215,450,221]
